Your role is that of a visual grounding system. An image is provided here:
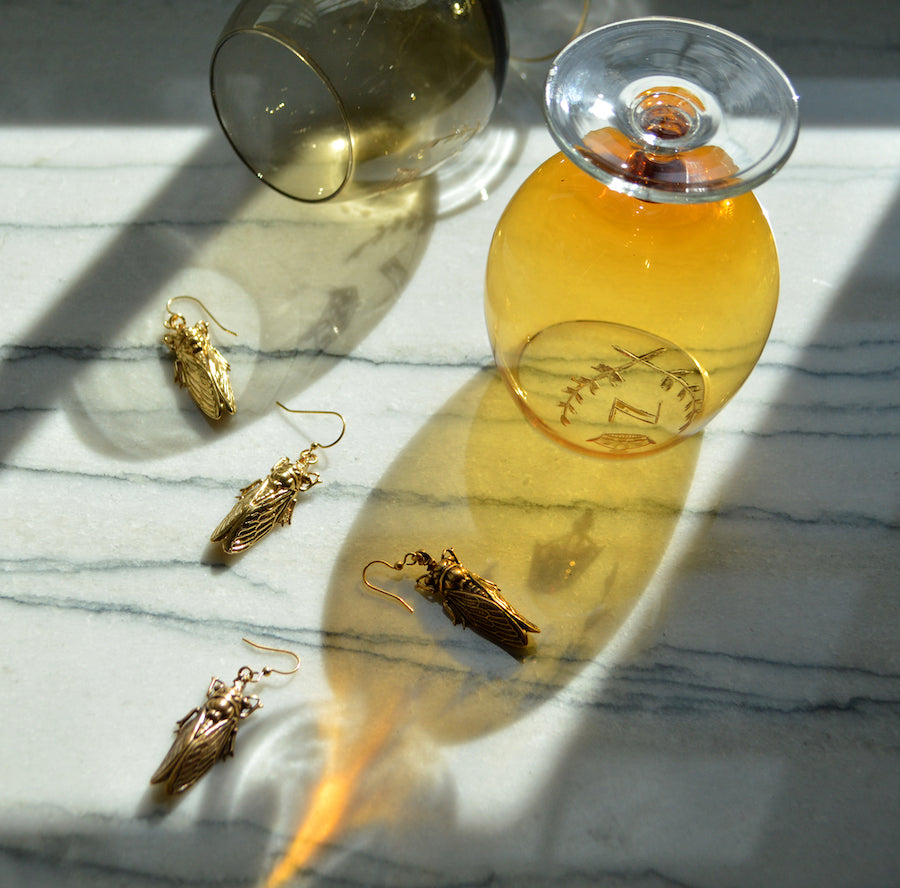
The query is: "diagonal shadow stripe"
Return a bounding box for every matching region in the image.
[0,133,259,461]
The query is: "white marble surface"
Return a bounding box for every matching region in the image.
[1,1,899,887]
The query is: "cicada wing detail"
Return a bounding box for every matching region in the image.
[181,345,235,420]
[439,572,541,649]
[165,323,235,420]
[210,466,298,554]
[150,707,201,787]
[150,707,238,795]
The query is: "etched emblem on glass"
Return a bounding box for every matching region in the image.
[518,322,706,455]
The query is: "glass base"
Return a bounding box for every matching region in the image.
[510,321,707,456]
[544,17,799,203]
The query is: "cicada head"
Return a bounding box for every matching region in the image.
[211,668,257,715]
[163,321,213,364]
[181,321,210,355]
[438,548,461,569]
[265,457,317,493]
[287,454,321,492]
[206,693,240,722]
[429,549,472,596]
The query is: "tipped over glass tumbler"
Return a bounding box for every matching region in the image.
[485,18,799,457]
[210,0,507,202]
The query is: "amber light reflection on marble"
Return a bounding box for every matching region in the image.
[267,369,701,880]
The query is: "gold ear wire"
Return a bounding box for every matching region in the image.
[166,295,238,337]
[362,558,416,613]
[241,637,301,675]
[276,401,346,449]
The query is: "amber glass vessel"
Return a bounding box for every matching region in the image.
[485,18,799,457]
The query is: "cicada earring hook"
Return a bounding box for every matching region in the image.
[275,401,346,450]
[163,295,238,420]
[165,296,238,338]
[362,556,418,613]
[241,637,301,676]
[150,637,300,795]
[210,403,347,554]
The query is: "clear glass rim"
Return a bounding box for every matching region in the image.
[210,26,354,203]
[543,16,800,204]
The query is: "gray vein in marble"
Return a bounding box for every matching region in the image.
[0,826,702,888]
[0,587,323,646]
[0,344,493,370]
[21,574,897,721]
[2,460,893,530]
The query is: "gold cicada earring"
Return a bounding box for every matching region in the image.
[363,548,541,651]
[150,638,300,795]
[210,403,346,554]
[163,295,237,420]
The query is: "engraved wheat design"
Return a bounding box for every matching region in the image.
[559,361,627,426]
[558,346,702,426]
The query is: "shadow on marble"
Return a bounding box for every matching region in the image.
[322,368,700,732]
[501,200,900,888]
[5,0,894,467]
[272,196,900,886]
[0,701,327,888]
[0,0,518,464]
[65,175,437,460]
[0,125,439,462]
[640,0,900,95]
[474,149,900,888]
[8,0,891,129]
[276,78,900,888]
[182,368,696,885]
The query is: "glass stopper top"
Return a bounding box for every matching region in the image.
[544,17,800,203]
